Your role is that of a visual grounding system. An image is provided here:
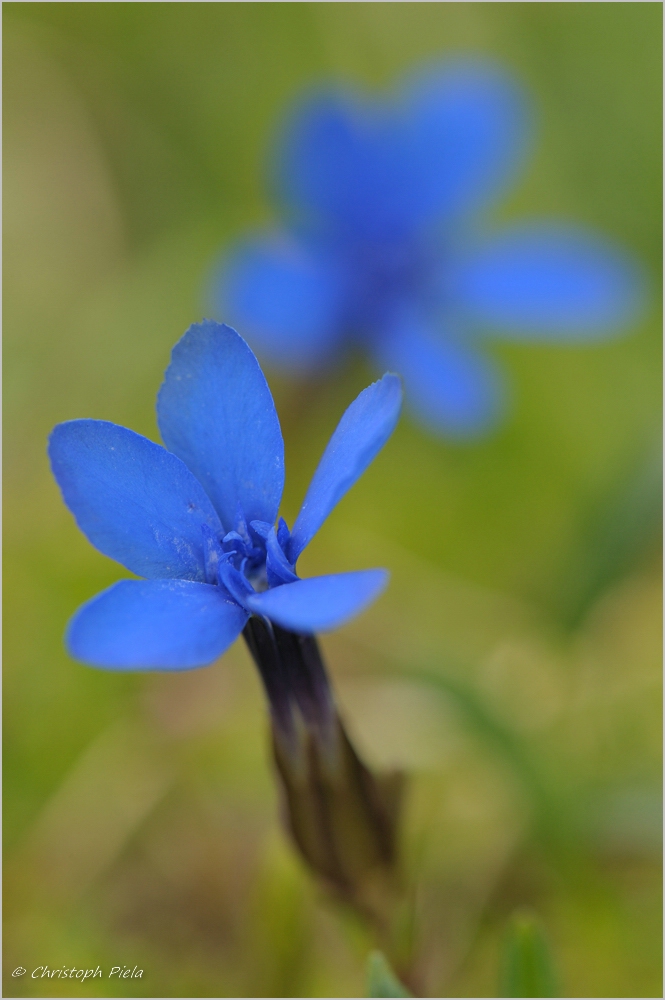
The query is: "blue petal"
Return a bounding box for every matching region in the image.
[201,524,228,587]
[287,375,402,563]
[398,60,530,222]
[273,62,528,239]
[67,579,248,670]
[246,570,389,633]
[452,224,644,338]
[49,420,223,581]
[274,89,390,238]
[375,317,505,437]
[157,321,284,532]
[213,236,347,372]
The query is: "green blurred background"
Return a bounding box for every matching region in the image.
[3,3,662,996]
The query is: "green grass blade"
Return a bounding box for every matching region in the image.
[367,951,412,998]
[554,441,662,631]
[499,911,559,997]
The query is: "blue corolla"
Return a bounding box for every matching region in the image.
[49,320,402,670]
[214,61,642,436]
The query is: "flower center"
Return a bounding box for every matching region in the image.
[201,515,296,602]
[342,235,435,333]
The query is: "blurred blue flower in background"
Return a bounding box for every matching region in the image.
[213,62,643,437]
[49,321,401,670]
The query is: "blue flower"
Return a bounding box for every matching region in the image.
[214,61,643,437]
[49,320,402,670]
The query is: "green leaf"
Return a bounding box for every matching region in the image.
[554,441,662,631]
[499,911,559,997]
[366,951,412,998]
